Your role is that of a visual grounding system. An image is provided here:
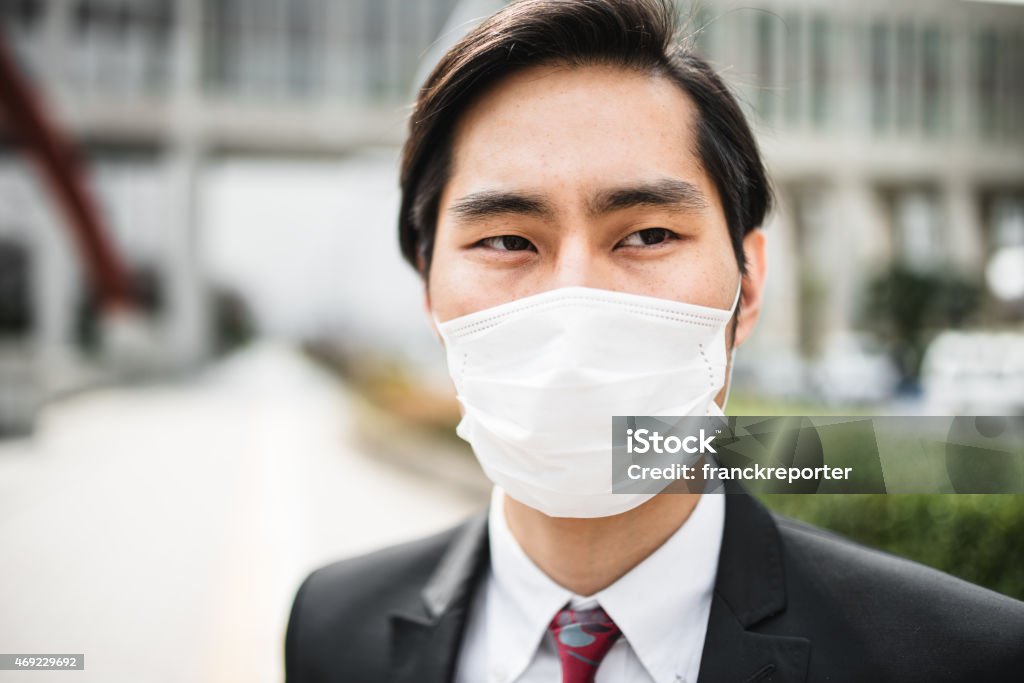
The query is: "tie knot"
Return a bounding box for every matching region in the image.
[548,605,622,683]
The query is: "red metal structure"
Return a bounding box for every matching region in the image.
[0,29,134,313]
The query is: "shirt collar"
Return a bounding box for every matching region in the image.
[486,487,573,681]
[486,488,725,683]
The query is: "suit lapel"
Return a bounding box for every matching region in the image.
[389,513,489,683]
[386,489,809,683]
[697,596,810,682]
[697,488,810,682]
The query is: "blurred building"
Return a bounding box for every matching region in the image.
[693,0,1024,400]
[0,0,459,431]
[0,0,1022,429]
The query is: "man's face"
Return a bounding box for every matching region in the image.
[427,63,764,350]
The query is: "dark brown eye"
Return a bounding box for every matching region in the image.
[619,228,676,247]
[640,228,670,245]
[481,235,535,251]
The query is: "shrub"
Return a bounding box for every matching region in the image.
[760,494,1024,600]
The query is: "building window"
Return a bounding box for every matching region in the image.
[202,0,327,100]
[68,0,173,96]
[920,26,945,136]
[783,11,802,127]
[364,0,390,98]
[809,15,830,129]
[756,12,777,124]
[285,0,323,97]
[0,0,43,29]
[1008,29,1024,140]
[895,23,915,132]
[0,0,44,80]
[977,28,999,137]
[871,22,892,133]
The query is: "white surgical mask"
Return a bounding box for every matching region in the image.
[436,283,741,518]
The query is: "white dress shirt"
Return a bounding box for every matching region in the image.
[454,488,725,683]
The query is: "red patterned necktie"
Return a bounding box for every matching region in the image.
[548,605,622,683]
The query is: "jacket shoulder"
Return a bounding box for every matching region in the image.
[772,513,1024,676]
[285,517,476,682]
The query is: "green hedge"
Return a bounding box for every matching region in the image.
[759,494,1024,600]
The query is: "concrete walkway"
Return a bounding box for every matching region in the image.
[0,343,486,682]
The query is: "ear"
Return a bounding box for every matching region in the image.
[733,228,767,348]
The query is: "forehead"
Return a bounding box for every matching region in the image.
[445,63,710,205]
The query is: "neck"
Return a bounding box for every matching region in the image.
[503,492,701,596]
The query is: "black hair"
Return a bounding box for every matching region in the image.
[398,0,772,278]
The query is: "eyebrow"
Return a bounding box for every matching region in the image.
[587,178,710,216]
[446,177,709,223]
[448,191,554,221]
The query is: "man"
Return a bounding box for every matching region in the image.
[285,1,1024,681]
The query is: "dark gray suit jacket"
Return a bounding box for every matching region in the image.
[285,491,1024,682]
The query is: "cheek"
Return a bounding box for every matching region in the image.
[633,235,739,309]
[427,248,498,323]
[426,223,464,319]
[426,253,461,323]
[429,218,540,321]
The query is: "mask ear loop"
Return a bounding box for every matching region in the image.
[721,277,743,411]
